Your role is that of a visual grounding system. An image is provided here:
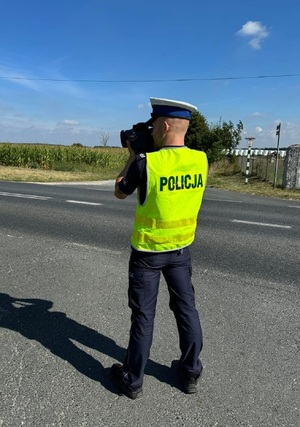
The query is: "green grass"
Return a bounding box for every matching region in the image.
[208,159,300,200]
[0,165,119,182]
[208,172,300,200]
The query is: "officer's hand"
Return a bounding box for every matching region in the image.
[126,140,136,159]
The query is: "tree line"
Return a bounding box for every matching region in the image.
[185,112,243,164]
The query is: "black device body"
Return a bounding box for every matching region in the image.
[120,121,154,154]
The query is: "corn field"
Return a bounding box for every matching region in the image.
[0,143,128,171]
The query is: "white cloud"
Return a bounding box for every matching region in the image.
[0,109,120,146]
[237,21,269,49]
[280,121,300,140]
[255,126,263,133]
[61,119,79,126]
[137,103,152,110]
[250,112,264,117]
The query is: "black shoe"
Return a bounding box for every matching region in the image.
[181,374,199,394]
[180,369,202,394]
[111,363,143,400]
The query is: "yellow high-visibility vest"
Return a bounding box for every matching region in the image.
[131,147,208,252]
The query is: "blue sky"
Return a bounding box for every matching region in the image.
[0,0,299,149]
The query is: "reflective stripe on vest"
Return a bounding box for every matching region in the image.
[134,213,196,229]
[131,147,207,252]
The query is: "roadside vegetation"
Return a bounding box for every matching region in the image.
[208,158,300,200]
[0,143,127,182]
[1,108,299,204]
[0,143,128,171]
[0,143,299,200]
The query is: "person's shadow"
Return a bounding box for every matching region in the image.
[0,293,181,394]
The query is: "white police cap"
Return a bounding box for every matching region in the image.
[150,97,197,120]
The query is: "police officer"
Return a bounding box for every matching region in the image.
[111,97,208,399]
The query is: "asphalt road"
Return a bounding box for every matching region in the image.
[0,181,299,427]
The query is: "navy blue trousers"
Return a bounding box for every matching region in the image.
[123,246,203,389]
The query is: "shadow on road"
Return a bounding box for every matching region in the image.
[0,293,181,394]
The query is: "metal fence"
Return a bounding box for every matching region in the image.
[236,153,285,186]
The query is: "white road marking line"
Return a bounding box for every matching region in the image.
[66,200,102,206]
[3,234,23,239]
[0,191,52,200]
[206,198,242,203]
[232,219,291,229]
[66,242,121,255]
[288,205,300,209]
